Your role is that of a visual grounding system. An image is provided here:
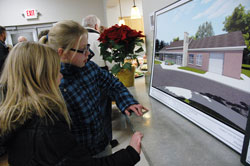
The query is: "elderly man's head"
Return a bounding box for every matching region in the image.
[82,15,101,32]
[18,36,27,42]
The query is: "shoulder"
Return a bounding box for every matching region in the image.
[24,113,67,130]
[86,28,100,39]
[88,32,100,37]
[85,61,100,70]
[85,61,110,77]
[88,33,100,44]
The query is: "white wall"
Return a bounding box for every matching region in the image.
[106,0,143,27]
[0,0,178,72]
[141,0,176,71]
[0,0,107,26]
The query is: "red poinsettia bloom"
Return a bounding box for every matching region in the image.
[98,24,144,46]
[98,24,145,75]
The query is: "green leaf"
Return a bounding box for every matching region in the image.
[110,40,117,47]
[113,44,123,50]
[111,64,122,75]
[135,42,142,46]
[101,51,111,60]
[122,62,132,70]
[136,59,140,66]
[131,55,138,59]
[98,42,104,47]
[135,38,144,43]
[135,47,144,53]
[106,56,113,63]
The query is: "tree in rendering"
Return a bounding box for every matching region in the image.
[195,21,215,39]
[159,40,166,50]
[173,37,179,42]
[223,4,250,56]
[155,39,160,52]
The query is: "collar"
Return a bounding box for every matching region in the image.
[60,63,83,76]
[86,27,100,34]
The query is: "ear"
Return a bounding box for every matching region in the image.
[57,48,64,57]
[57,48,69,61]
[95,24,99,32]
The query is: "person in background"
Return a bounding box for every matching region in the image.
[82,15,105,67]
[0,26,9,74]
[39,35,49,44]
[38,29,49,40]
[82,15,118,148]
[45,20,148,157]
[99,25,107,34]
[17,36,27,42]
[0,42,143,166]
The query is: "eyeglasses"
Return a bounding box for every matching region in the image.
[70,44,90,54]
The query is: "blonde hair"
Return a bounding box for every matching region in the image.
[0,42,71,135]
[39,35,48,44]
[48,20,88,54]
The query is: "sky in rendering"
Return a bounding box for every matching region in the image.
[156,0,250,43]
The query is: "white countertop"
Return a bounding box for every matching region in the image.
[127,76,243,166]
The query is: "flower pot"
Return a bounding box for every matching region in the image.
[116,66,135,87]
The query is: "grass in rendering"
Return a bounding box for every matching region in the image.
[154,60,162,64]
[242,69,250,78]
[178,66,206,74]
[184,99,190,104]
[242,64,250,68]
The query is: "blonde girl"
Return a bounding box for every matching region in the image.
[0,42,70,134]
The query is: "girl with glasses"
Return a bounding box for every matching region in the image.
[45,20,148,159]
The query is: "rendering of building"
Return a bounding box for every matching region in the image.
[158,31,246,79]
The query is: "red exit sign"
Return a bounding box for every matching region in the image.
[26,10,35,16]
[23,9,38,19]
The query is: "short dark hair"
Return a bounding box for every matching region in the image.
[0,26,6,35]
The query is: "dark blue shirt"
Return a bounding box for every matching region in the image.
[0,40,9,73]
[60,61,138,155]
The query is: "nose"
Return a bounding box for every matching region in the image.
[85,50,90,57]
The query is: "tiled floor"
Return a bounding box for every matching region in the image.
[111,107,149,166]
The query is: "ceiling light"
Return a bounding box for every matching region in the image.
[131,0,141,19]
[118,0,125,25]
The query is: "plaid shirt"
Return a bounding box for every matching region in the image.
[59,61,138,155]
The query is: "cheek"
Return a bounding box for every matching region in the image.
[59,73,63,80]
[57,73,63,85]
[78,54,87,62]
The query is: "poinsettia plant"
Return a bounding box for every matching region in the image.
[98,24,145,75]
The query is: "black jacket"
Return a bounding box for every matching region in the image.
[0,40,8,72]
[1,114,140,166]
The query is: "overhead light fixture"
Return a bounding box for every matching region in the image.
[118,19,125,26]
[131,0,141,19]
[118,0,125,26]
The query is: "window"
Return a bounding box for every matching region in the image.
[5,23,54,46]
[196,54,202,66]
[189,54,194,64]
